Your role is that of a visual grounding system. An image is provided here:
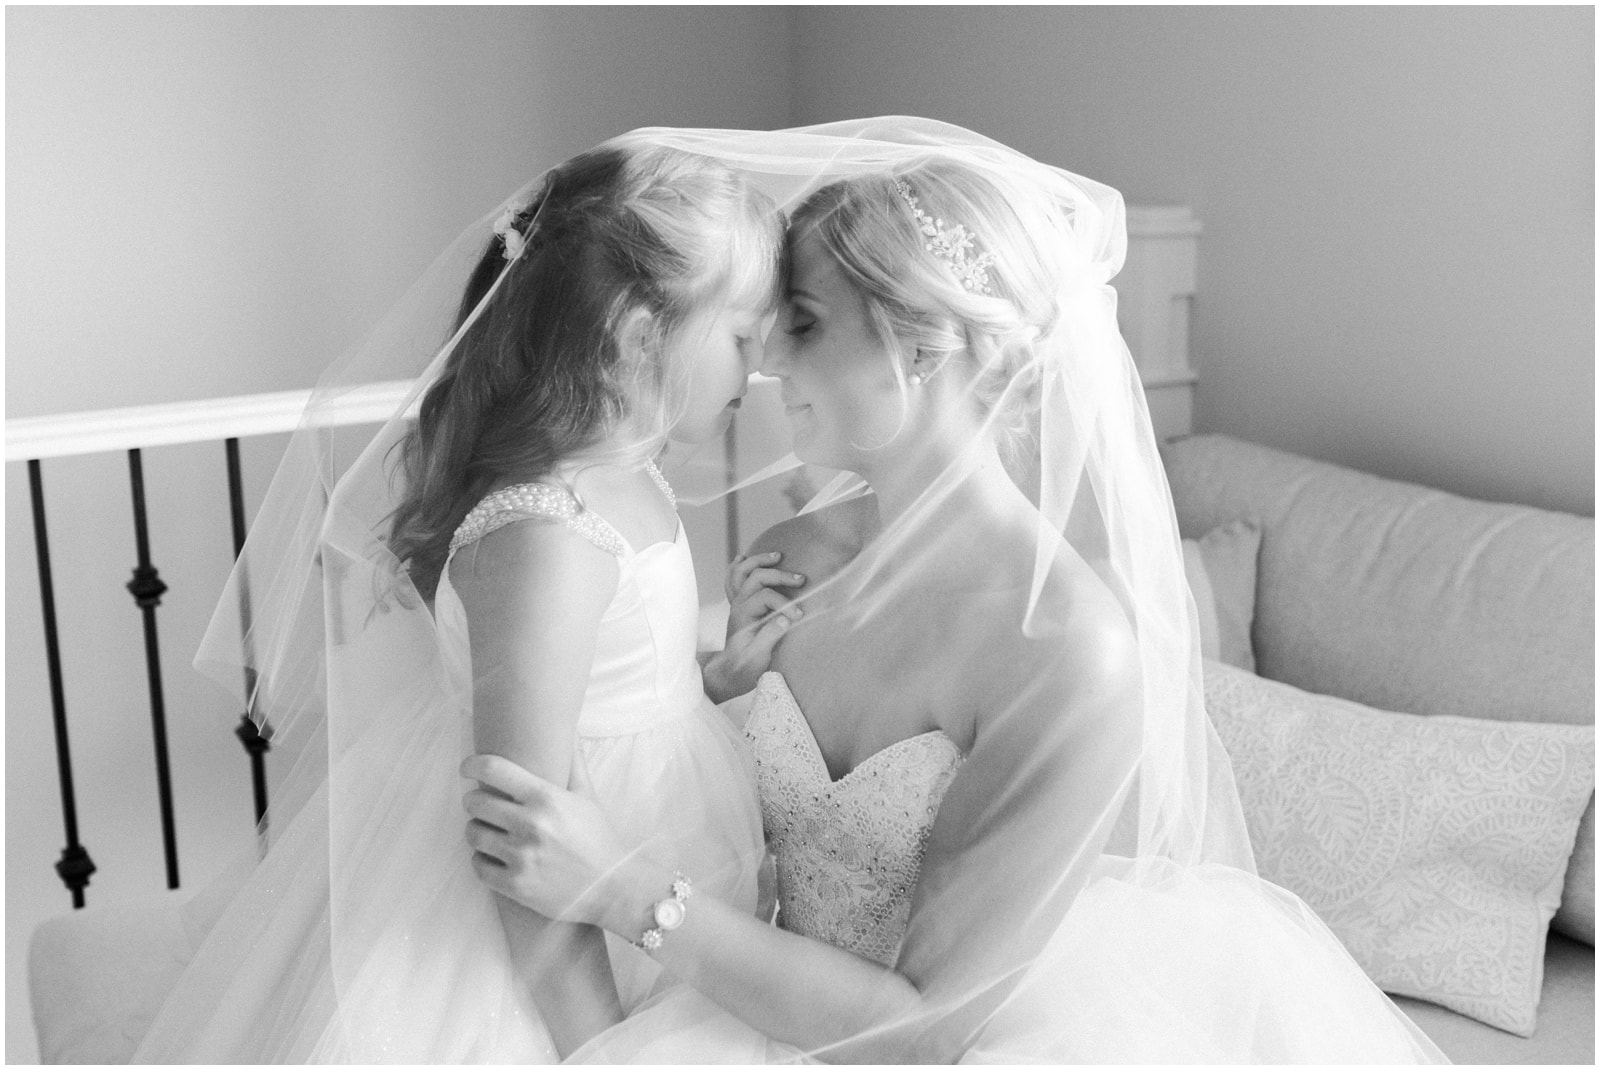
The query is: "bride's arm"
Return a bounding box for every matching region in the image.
[451,522,625,1057]
[889,619,1143,1060]
[463,613,1141,1061]
[464,755,921,1055]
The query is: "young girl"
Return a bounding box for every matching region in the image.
[134,140,793,1061]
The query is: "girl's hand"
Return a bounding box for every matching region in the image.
[704,551,806,702]
[726,550,806,635]
[461,752,628,928]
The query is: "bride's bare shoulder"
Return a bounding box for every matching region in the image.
[976,549,1138,689]
[745,493,876,581]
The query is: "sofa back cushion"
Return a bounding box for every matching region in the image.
[1161,434,1595,944]
[1160,434,1594,730]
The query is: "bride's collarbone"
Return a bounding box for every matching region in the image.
[773,571,1094,764]
[774,614,977,765]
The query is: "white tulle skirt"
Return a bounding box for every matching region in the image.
[962,857,1447,1063]
[571,856,1447,1064]
[132,694,764,1063]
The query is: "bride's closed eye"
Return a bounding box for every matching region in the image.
[783,308,816,338]
[777,298,815,338]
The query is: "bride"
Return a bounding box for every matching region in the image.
[460,122,1450,1063]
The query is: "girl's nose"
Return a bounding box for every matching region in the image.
[742,331,765,375]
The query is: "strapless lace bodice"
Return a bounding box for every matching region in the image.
[744,672,963,965]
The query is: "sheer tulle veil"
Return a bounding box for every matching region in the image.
[174,117,1437,1061]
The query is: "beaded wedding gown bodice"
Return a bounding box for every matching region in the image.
[743,671,964,966]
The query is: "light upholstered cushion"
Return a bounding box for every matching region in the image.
[1181,520,1260,672]
[1393,934,1594,1064]
[1204,660,1594,1036]
[30,890,192,1063]
[1163,433,1596,946]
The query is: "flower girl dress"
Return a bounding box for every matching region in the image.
[134,475,764,1062]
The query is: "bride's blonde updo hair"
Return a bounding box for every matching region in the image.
[788,160,1071,456]
[389,143,781,598]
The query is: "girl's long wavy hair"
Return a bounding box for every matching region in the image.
[388,144,781,599]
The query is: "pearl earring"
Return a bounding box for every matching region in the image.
[908,372,924,386]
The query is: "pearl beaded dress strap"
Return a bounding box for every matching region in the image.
[643,458,676,511]
[447,460,675,557]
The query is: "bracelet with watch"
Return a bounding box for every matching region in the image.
[632,873,691,952]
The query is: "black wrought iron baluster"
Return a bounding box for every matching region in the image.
[225,437,271,838]
[125,448,180,889]
[29,460,97,908]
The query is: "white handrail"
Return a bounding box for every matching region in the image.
[5,380,418,463]
[4,356,1198,467]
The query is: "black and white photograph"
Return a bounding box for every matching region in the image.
[6,5,1593,1064]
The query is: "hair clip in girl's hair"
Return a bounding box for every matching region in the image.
[493,206,527,262]
[894,179,996,296]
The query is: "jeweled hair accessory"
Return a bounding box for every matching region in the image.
[894,178,996,296]
[492,205,527,262]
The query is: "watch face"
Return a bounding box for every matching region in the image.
[654,897,687,930]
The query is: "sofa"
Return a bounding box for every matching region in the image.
[1162,433,1594,1064]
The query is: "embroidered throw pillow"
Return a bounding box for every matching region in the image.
[1181,520,1261,672]
[1203,660,1595,1036]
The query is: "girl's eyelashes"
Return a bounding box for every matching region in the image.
[785,321,814,338]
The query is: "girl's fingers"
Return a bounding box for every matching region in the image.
[731,604,795,655]
[725,551,767,593]
[733,588,799,625]
[743,609,795,660]
[725,551,786,599]
[737,566,807,602]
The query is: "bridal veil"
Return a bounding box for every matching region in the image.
[161,118,1441,1062]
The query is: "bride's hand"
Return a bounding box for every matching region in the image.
[460,752,628,927]
[703,551,805,702]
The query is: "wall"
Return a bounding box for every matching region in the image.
[4,8,793,1061]
[790,6,1594,515]
[6,6,795,416]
